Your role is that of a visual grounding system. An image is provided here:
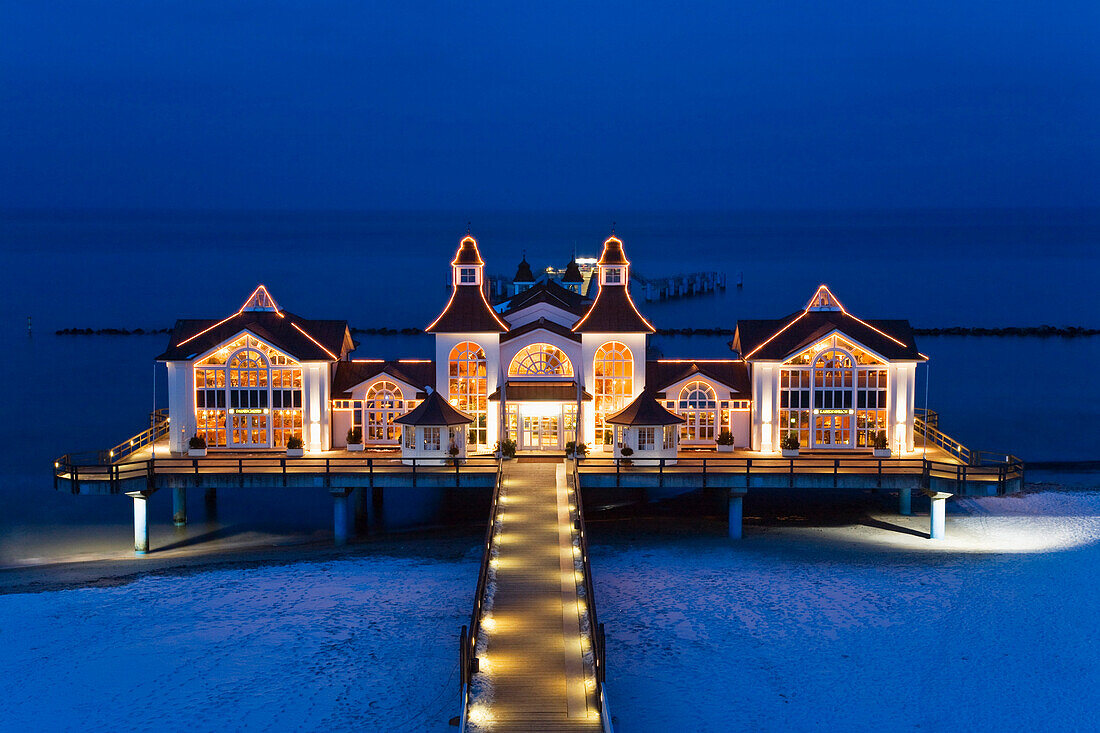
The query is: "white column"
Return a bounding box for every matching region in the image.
[899,487,912,516]
[728,494,743,539]
[927,491,951,539]
[172,487,187,526]
[128,492,149,555]
[332,490,350,546]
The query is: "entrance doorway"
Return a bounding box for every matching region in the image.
[522,414,560,449]
[230,412,269,448]
[813,413,851,448]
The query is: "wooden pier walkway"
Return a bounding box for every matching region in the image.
[468,461,603,731]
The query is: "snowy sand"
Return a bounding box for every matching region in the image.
[595,490,1100,732]
[0,553,476,732]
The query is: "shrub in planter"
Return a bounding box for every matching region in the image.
[620,445,634,465]
[565,440,588,458]
[780,432,799,457]
[872,430,892,457]
[448,444,461,466]
[346,427,364,451]
[286,435,305,457]
[716,430,735,452]
[497,438,517,459]
[188,434,207,457]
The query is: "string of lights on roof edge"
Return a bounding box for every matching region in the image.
[177,284,286,348]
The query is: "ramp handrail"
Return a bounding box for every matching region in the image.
[572,459,612,731]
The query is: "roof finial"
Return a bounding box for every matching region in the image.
[466,221,471,235]
[611,221,616,235]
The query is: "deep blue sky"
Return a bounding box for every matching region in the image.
[3,1,1098,211]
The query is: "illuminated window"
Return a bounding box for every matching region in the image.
[638,427,656,451]
[663,425,676,450]
[676,380,717,443]
[449,341,488,447]
[856,369,888,447]
[404,427,416,450]
[508,343,574,377]
[194,338,302,449]
[603,267,623,285]
[459,267,477,284]
[593,341,633,446]
[364,381,405,443]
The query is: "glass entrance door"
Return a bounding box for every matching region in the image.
[813,414,851,448]
[231,413,270,448]
[519,410,562,450]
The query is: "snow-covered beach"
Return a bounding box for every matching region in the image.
[3,486,1100,732]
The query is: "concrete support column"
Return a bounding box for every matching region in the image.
[330,488,353,546]
[127,491,150,555]
[204,488,217,519]
[172,487,187,526]
[899,487,912,516]
[926,490,952,540]
[728,493,744,540]
[353,487,369,536]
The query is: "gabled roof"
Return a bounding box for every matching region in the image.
[394,391,473,426]
[732,285,924,361]
[605,390,685,426]
[499,317,582,344]
[562,258,584,284]
[157,287,353,362]
[513,255,536,283]
[645,360,750,397]
[332,360,435,398]
[501,279,591,318]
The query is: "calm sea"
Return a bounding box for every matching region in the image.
[1,209,1097,564]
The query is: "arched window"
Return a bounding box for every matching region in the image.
[812,349,854,447]
[677,380,717,443]
[508,343,574,377]
[593,341,633,446]
[364,381,404,443]
[449,341,488,446]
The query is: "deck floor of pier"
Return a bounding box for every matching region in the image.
[472,461,601,731]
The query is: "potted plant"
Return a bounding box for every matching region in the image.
[872,430,891,458]
[780,432,800,458]
[716,430,735,453]
[619,445,634,466]
[448,443,462,466]
[565,440,588,459]
[188,434,207,458]
[495,438,517,460]
[346,427,364,452]
[286,435,305,458]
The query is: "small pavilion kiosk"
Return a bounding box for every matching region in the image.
[395,391,474,465]
[606,390,685,465]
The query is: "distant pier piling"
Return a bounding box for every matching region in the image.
[640,271,726,302]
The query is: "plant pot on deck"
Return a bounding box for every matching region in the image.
[286,448,305,458]
[347,443,365,452]
[873,448,892,458]
[188,448,207,458]
[781,448,799,458]
[716,444,734,453]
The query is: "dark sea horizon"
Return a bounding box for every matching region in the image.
[1,207,1096,564]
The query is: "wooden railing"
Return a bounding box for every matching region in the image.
[913,414,972,464]
[53,454,501,493]
[459,459,504,731]
[571,460,610,730]
[106,409,170,463]
[576,454,1024,496]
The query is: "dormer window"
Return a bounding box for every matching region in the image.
[459,267,478,285]
[603,266,624,285]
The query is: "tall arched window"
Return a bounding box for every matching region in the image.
[677,380,717,443]
[364,380,404,443]
[812,348,854,447]
[593,341,633,446]
[449,341,488,446]
[508,343,574,377]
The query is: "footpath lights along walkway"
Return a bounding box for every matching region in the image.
[467,461,602,731]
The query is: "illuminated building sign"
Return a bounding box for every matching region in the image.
[814,409,852,415]
[229,408,268,415]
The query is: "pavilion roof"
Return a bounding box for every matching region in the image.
[605,390,685,426]
[394,391,474,426]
